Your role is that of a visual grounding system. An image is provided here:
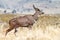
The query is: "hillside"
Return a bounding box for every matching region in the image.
[0,14,60,40]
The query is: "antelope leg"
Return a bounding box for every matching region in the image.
[14,26,18,35]
[14,28,17,34]
[28,25,32,29]
[5,27,14,36]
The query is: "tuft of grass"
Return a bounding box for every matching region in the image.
[0,14,60,40]
[0,14,16,23]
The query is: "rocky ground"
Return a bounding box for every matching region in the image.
[0,14,60,40]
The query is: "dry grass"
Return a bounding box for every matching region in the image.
[0,14,60,40]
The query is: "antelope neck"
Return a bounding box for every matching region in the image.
[33,11,39,20]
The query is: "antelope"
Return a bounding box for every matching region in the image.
[5,5,44,35]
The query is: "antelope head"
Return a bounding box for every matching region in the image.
[33,5,44,14]
[33,5,44,20]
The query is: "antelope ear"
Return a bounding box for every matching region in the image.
[33,5,40,12]
[33,5,36,10]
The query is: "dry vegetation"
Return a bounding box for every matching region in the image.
[0,14,60,40]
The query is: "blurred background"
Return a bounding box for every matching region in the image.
[0,0,60,14]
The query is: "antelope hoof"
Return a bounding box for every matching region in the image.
[14,29,17,36]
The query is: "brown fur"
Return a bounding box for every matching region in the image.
[5,5,44,35]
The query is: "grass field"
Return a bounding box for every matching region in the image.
[0,14,60,40]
